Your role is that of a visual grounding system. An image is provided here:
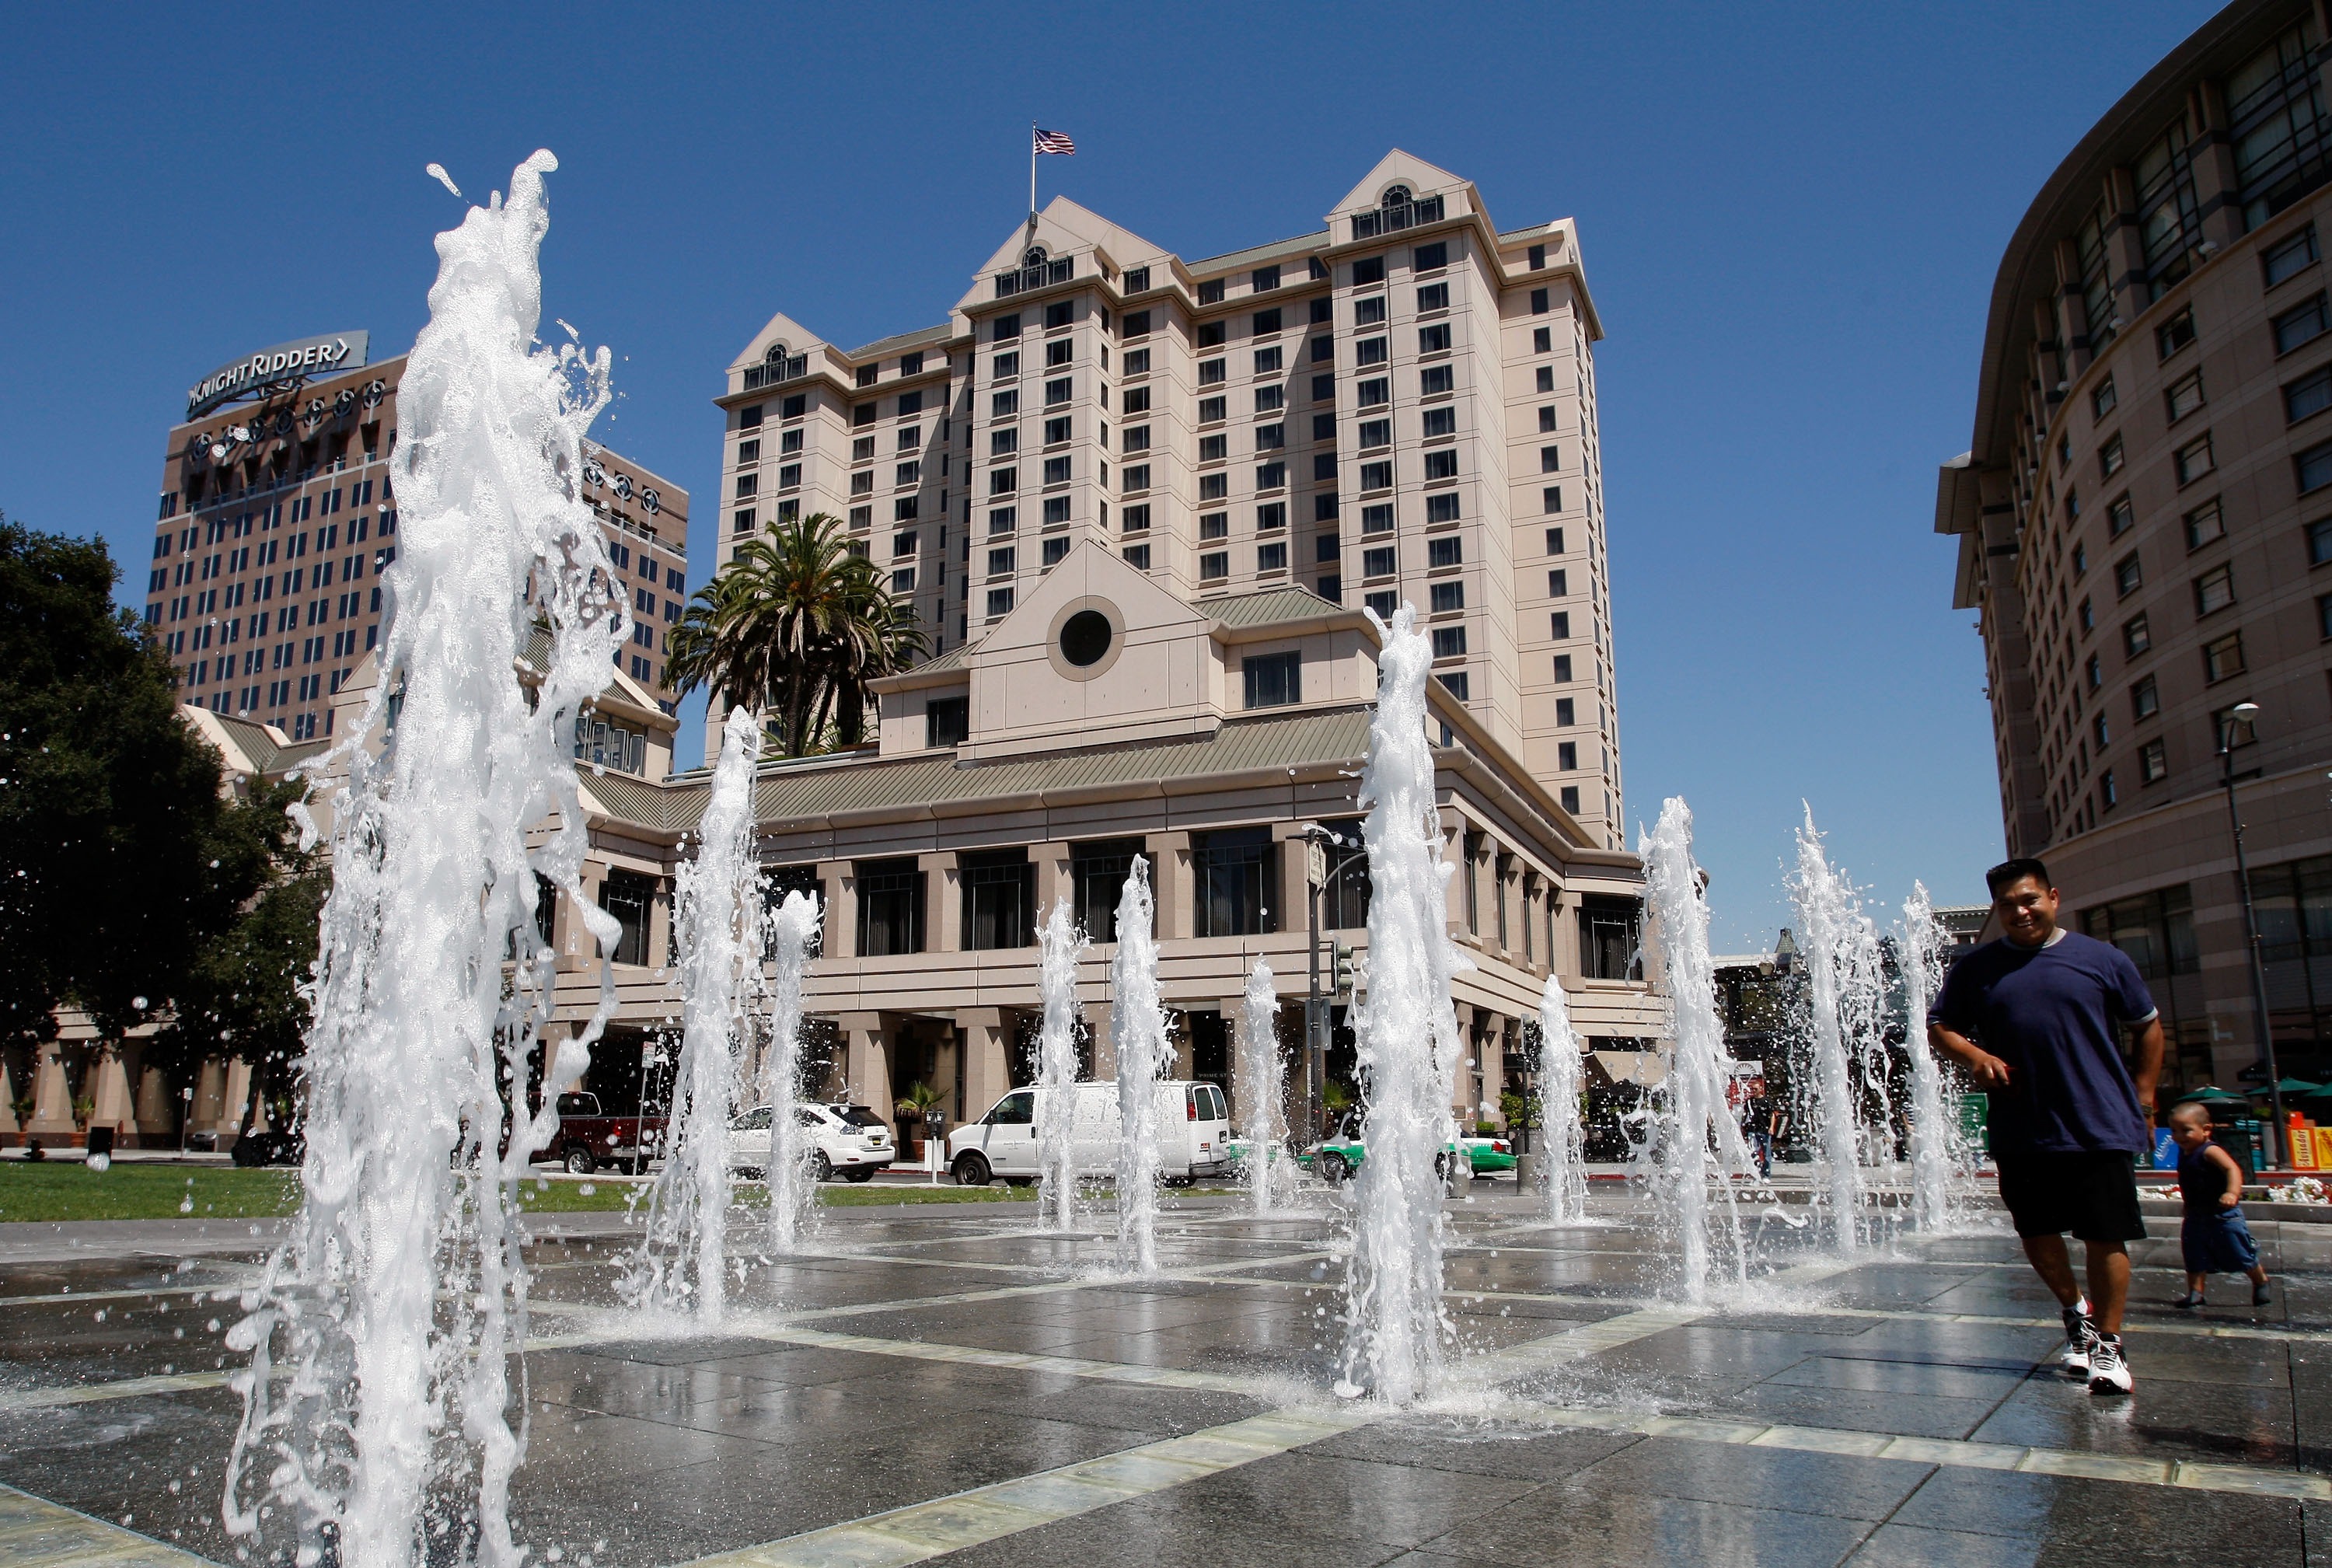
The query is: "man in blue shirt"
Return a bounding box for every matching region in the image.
[1929,857,2163,1397]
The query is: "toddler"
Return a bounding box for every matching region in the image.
[2168,1103,2271,1309]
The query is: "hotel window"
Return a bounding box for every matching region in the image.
[2157,307,2197,360]
[1317,530,1342,561]
[897,389,923,417]
[1430,582,1464,613]
[1199,551,1230,581]
[2313,518,2332,564]
[1255,423,1285,450]
[1437,672,1469,700]
[1314,491,1339,520]
[993,351,1020,380]
[2301,438,2332,492]
[1423,407,1458,438]
[1358,378,1390,407]
[1549,568,1569,595]
[1356,337,1388,367]
[993,315,1021,340]
[2194,564,2236,616]
[2114,553,2143,597]
[2092,376,2117,418]
[1122,464,1149,492]
[2289,365,2332,424]
[2107,494,2135,537]
[1355,295,1388,328]
[782,393,806,419]
[991,429,1019,457]
[890,568,916,594]
[2321,592,2332,638]
[1555,697,1576,725]
[1426,493,1461,523]
[848,505,871,529]
[1193,827,1276,937]
[854,403,877,426]
[1360,419,1392,449]
[1124,348,1150,375]
[986,587,1014,618]
[2097,434,2124,478]
[1423,450,1458,480]
[1428,536,1462,568]
[2140,738,2168,782]
[2204,630,2245,682]
[1551,612,1572,637]
[1534,327,1553,352]
[1198,434,1229,464]
[780,428,803,455]
[732,508,755,536]
[897,424,922,452]
[992,390,1019,417]
[2163,371,2207,424]
[926,696,969,748]
[2132,674,2160,720]
[1199,358,1228,387]
[1255,386,1285,413]
[1043,456,1071,484]
[1257,541,1287,572]
[2124,613,2152,658]
[1045,339,1072,367]
[2265,223,2320,285]
[2276,293,2330,354]
[855,859,926,956]
[987,547,1015,576]
[1313,374,1335,401]
[1242,651,1301,708]
[1362,503,1395,534]
[1043,496,1072,525]
[2184,498,2225,550]
[1200,512,1229,540]
[597,871,657,966]
[1364,589,1397,617]
[1256,462,1286,489]
[1122,504,1151,534]
[1199,398,1227,426]
[1311,337,1334,362]
[1353,255,1386,285]
[1119,543,1148,570]
[1123,305,1151,333]
[1257,502,1287,531]
[1043,300,1074,331]
[735,473,759,499]
[990,468,1018,495]
[1554,655,1573,681]
[855,366,878,389]
[1417,282,1449,312]
[1122,386,1150,416]
[736,438,761,465]
[895,461,920,487]
[1362,546,1397,578]
[1253,345,1283,374]
[1360,460,1392,491]
[1417,324,1451,354]
[960,851,1036,952]
[1044,377,1072,406]
[1200,472,1228,501]
[1198,279,1226,305]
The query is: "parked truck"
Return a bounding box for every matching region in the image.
[538,1091,666,1175]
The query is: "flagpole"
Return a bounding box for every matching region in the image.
[1028,120,1038,224]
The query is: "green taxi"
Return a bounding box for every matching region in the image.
[1291,1115,1516,1185]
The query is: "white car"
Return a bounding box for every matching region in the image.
[728,1102,895,1183]
[946,1081,1232,1188]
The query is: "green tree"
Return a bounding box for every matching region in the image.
[0,515,253,1045]
[145,782,326,1134]
[665,513,926,756]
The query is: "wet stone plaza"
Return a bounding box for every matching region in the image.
[2,1189,2331,1568]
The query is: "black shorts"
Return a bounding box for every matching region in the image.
[1995,1150,2145,1242]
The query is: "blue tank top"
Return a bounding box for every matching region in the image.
[2177,1140,2238,1217]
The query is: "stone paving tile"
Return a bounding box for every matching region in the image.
[1565,1431,1936,1520]
[1888,1465,2305,1564]
[1709,1378,2008,1441]
[0,1385,246,1562]
[1410,1486,1879,1568]
[1969,1367,2298,1467]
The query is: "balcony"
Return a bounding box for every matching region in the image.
[743,354,808,391]
[1349,194,1445,241]
[995,257,1073,298]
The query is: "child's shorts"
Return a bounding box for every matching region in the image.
[2181,1209,2261,1275]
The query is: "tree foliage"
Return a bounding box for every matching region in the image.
[0,515,264,1046]
[664,512,926,756]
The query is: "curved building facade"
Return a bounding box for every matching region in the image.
[1937,0,2332,1090]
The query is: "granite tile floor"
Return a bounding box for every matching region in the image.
[2,1188,2330,1566]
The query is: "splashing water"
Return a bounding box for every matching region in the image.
[1639,798,1753,1302]
[1792,805,1870,1251]
[1111,859,1169,1275]
[1339,604,1467,1403]
[1898,882,1963,1232]
[1239,959,1286,1214]
[223,151,621,1568]
[627,707,761,1321]
[1035,897,1086,1231]
[1535,974,1588,1224]
[760,889,823,1253]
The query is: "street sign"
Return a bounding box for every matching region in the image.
[1307,841,1327,889]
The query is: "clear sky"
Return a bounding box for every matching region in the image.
[0,1,2226,949]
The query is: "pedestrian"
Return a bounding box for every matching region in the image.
[2166,1102,2271,1310]
[1740,1091,1772,1179]
[1929,857,2163,1396]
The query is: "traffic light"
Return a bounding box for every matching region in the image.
[1332,941,1356,1001]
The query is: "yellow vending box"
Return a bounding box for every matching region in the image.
[2315,1126,2332,1172]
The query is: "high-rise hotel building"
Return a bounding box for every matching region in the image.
[1936,0,2332,1090]
[714,151,1623,843]
[149,333,689,740]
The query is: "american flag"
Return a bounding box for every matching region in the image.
[1032,127,1076,155]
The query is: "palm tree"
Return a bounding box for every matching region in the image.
[665,513,926,756]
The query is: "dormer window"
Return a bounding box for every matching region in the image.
[1381,185,1412,208]
[1023,246,1049,268]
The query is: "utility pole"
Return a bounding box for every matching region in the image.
[1305,832,1327,1147]
[2220,703,2283,1165]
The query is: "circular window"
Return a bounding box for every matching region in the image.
[1060,609,1113,668]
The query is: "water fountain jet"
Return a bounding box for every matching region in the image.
[1111,860,1168,1275]
[1791,806,1869,1252]
[1239,959,1286,1214]
[760,889,823,1254]
[1535,975,1588,1224]
[1035,897,1085,1231]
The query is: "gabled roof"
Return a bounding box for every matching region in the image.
[1203,585,1354,631]
[1328,149,1481,227]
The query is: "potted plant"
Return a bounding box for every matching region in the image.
[9,1095,32,1132]
[893,1081,943,1159]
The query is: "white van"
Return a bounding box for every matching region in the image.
[946,1081,1231,1188]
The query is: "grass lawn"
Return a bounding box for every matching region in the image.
[0,1161,1044,1223]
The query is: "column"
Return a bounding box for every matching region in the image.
[920,850,962,952]
[1439,810,1470,938]
[27,1044,75,1140]
[1087,1001,1119,1079]
[1272,825,1310,940]
[843,1011,893,1124]
[956,1008,1010,1123]
[1477,1018,1506,1129]
[825,859,858,958]
[1032,842,1072,924]
[1147,831,1192,941]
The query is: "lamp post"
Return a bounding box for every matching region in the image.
[1299,822,1366,1147]
[2220,701,2285,1166]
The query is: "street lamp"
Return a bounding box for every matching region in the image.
[2220,701,2285,1165]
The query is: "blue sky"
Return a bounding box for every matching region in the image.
[0,2,2224,948]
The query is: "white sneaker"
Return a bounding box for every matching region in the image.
[2087,1332,2133,1395]
[2059,1301,2099,1378]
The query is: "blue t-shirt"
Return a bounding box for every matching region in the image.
[1929,930,2158,1155]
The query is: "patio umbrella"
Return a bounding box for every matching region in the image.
[2258,1078,2326,1097]
[2172,1086,2253,1109]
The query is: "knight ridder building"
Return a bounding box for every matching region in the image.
[1935,0,2332,1092]
[149,331,691,739]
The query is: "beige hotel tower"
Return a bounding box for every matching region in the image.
[715,151,1622,843]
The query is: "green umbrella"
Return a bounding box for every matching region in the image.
[2259,1078,2327,1097]
[2173,1086,2253,1108]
